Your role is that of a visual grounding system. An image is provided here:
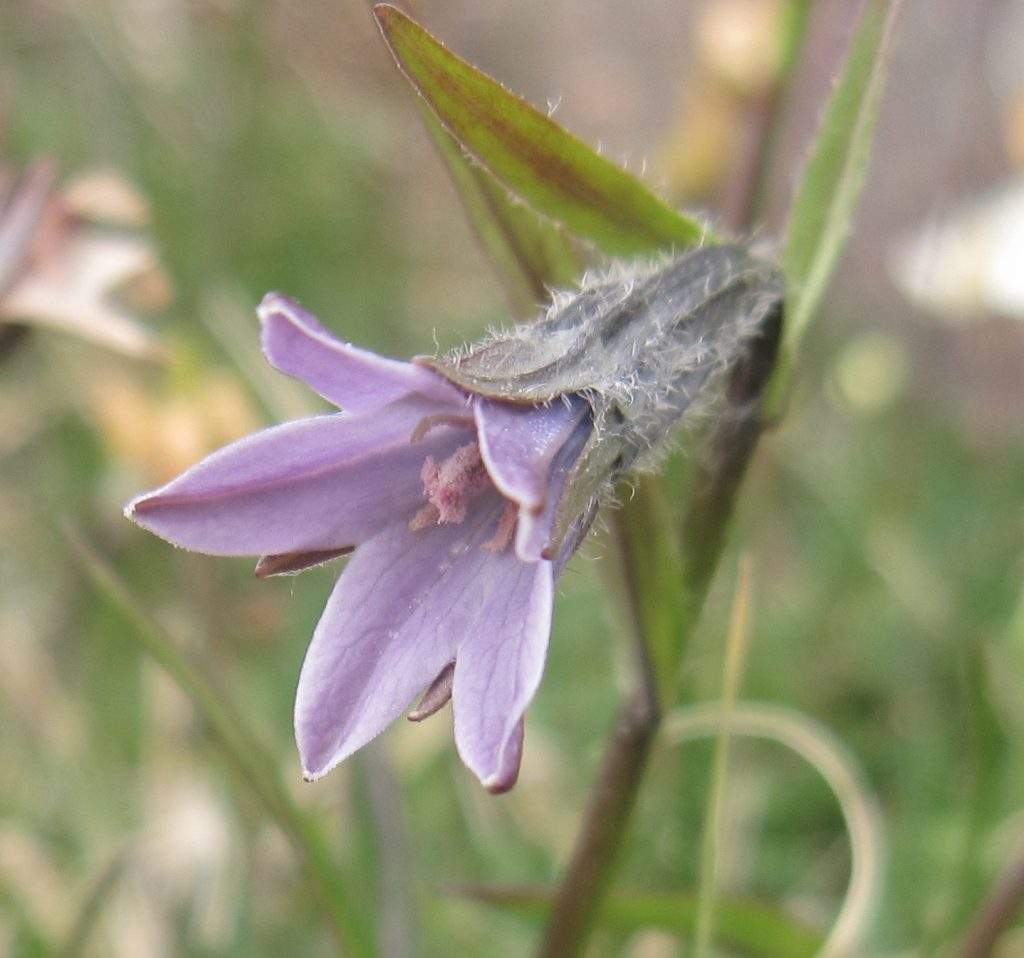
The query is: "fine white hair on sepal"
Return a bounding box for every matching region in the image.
[423,244,783,556]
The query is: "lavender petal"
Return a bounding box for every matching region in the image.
[515,412,594,562]
[295,494,522,779]
[259,292,464,412]
[482,719,524,794]
[474,395,590,511]
[126,398,470,556]
[451,552,553,790]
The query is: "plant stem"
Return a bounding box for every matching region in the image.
[720,87,779,234]
[958,849,1024,958]
[536,499,662,957]
[536,8,802,942]
[536,686,660,958]
[538,310,780,957]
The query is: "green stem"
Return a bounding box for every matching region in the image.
[693,556,753,957]
[66,526,375,958]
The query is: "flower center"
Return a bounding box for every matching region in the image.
[410,442,490,529]
[409,441,517,552]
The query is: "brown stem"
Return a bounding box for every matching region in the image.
[958,850,1024,958]
[537,494,663,956]
[719,0,813,235]
[719,87,780,235]
[536,688,660,958]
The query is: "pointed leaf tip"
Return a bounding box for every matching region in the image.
[373,3,712,257]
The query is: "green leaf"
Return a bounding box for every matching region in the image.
[455,885,823,958]
[374,4,712,258]
[773,0,901,407]
[420,103,585,315]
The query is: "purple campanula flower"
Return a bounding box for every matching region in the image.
[125,245,783,792]
[126,293,594,792]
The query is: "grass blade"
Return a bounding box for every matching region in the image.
[665,703,885,956]
[693,556,753,958]
[56,848,128,958]
[374,4,712,258]
[773,0,901,407]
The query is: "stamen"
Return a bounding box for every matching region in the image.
[407,442,516,547]
[409,502,439,531]
[482,500,518,552]
[407,662,454,721]
[420,443,490,525]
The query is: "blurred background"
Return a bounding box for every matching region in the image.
[1,0,1023,955]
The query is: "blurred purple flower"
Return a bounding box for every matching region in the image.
[126,294,592,792]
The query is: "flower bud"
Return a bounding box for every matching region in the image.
[419,243,784,553]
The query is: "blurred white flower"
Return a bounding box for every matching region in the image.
[889,181,1024,323]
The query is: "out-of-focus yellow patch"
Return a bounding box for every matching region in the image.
[658,0,782,202]
[62,170,152,228]
[89,360,262,484]
[831,332,909,416]
[659,82,743,201]
[697,0,782,96]
[1003,91,1024,169]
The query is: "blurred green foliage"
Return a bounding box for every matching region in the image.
[0,2,1022,957]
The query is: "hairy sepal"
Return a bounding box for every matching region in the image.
[420,245,784,554]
